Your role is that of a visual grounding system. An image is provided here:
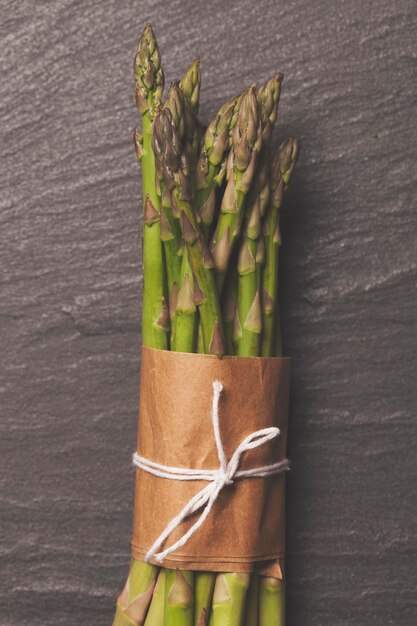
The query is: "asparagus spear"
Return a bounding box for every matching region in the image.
[158,84,200,352]
[113,561,158,626]
[153,104,225,356]
[144,570,166,626]
[234,190,264,356]
[210,573,250,626]
[209,87,262,295]
[113,24,166,626]
[134,23,169,349]
[234,76,282,356]
[222,263,238,355]
[155,75,200,327]
[244,575,259,626]
[257,74,282,144]
[195,91,244,240]
[164,569,194,626]
[179,58,201,115]
[171,247,198,352]
[194,571,216,626]
[257,141,298,626]
[261,138,299,357]
[258,575,285,626]
[256,74,283,218]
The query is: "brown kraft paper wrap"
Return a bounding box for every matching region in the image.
[131,346,291,576]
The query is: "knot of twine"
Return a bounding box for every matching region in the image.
[133,380,289,563]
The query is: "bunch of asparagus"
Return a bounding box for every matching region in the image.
[113,23,299,626]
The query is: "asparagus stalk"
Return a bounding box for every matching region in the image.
[258,575,285,626]
[261,138,299,357]
[244,575,259,626]
[164,569,194,626]
[258,141,298,626]
[155,73,201,327]
[171,247,198,352]
[222,263,238,355]
[195,91,244,240]
[196,319,205,353]
[256,74,283,218]
[179,58,201,115]
[257,74,282,144]
[113,561,158,626]
[234,76,281,356]
[234,194,264,356]
[112,24,166,626]
[194,572,216,626]
[134,23,169,349]
[153,103,225,356]
[210,573,250,626]
[209,87,262,295]
[144,570,166,626]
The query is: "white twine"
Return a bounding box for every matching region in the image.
[133,380,289,563]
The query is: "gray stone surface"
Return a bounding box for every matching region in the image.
[1,0,416,624]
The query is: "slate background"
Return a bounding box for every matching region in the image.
[1,1,416,624]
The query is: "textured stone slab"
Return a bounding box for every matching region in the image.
[1,0,416,624]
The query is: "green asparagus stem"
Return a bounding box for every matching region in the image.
[171,247,198,352]
[144,569,166,626]
[155,76,201,325]
[258,141,298,626]
[164,569,194,626]
[261,138,299,357]
[244,575,259,626]
[113,561,158,626]
[157,80,201,347]
[195,91,244,240]
[194,572,216,626]
[113,24,167,626]
[210,573,250,626]
[258,576,285,626]
[234,76,281,356]
[196,318,205,353]
[157,78,203,621]
[222,264,238,355]
[209,87,262,295]
[234,200,263,356]
[153,102,225,356]
[134,23,169,349]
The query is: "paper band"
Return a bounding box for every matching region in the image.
[131,346,291,575]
